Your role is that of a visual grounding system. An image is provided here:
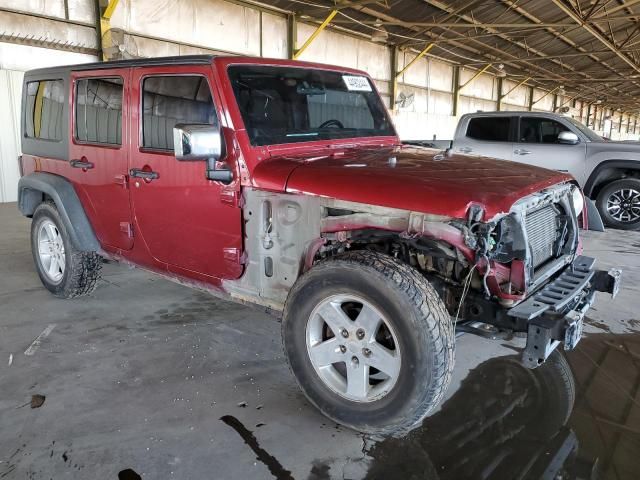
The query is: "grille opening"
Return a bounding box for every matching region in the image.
[525,204,562,269]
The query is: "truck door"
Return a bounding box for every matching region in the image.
[514,116,587,182]
[69,69,133,250]
[453,116,514,160]
[128,67,243,280]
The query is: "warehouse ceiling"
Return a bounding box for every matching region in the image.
[261,0,640,111]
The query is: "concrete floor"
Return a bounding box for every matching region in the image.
[0,202,639,480]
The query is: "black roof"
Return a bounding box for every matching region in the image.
[25,55,217,76]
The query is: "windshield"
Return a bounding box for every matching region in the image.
[566,117,603,142]
[227,65,396,146]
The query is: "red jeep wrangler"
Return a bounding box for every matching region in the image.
[18,55,620,435]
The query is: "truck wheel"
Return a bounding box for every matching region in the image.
[31,201,102,298]
[282,250,455,435]
[596,178,640,230]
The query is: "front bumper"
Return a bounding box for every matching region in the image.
[508,255,621,368]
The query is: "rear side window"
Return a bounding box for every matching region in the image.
[75,77,123,145]
[141,76,217,151]
[25,79,64,141]
[520,117,571,144]
[466,117,510,142]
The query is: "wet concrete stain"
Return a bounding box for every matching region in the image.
[585,315,613,333]
[30,394,45,409]
[307,460,331,480]
[365,333,640,480]
[118,468,142,480]
[365,354,578,480]
[220,415,294,480]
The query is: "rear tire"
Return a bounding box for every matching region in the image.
[595,178,640,230]
[282,250,455,436]
[31,201,102,298]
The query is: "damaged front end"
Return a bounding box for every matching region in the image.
[233,182,620,369]
[417,183,621,368]
[316,183,621,369]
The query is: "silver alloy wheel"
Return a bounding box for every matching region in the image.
[607,188,640,223]
[37,219,65,284]
[305,294,401,403]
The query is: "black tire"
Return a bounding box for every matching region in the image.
[533,350,575,427]
[30,201,102,298]
[282,250,455,436]
[595,178,640,230]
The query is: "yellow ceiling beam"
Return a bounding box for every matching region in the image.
[396,43,434,78]
[532,85,561,106]
[102,0,120,20]
[459,63,492,92]
[99,0,120,61]
[500,76,531,99]
[293,9,338,60]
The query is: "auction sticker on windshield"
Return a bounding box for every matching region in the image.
[342,75,372,92]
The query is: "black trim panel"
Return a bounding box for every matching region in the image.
[18,172,100,252]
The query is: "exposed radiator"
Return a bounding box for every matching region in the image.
[526,205,559,268]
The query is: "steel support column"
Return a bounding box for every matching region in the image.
[390,46,399,112]
[287,13,297,59]
[452,66,460,116]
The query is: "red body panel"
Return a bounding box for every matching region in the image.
[69,68,133,251]
[252,146,572,220]
[127,65,243,281]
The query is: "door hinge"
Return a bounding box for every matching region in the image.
[120,222,134,238]
[223,247,247,264]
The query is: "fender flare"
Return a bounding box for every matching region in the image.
[18,172,100,251]
[584,159,640,197]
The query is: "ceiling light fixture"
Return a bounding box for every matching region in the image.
[371,21,388,43]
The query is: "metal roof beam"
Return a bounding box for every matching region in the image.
[592,0,640,18]
[551,0,640,74]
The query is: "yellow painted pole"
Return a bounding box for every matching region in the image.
[395,43,434,78]
[500,76,530,99]
[458,63,492,93]
[100,0,120,61]
[293,10,338,60]
[532,86,560,106]
[103,0,120,20]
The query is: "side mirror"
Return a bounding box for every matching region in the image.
[558,131,579,145]
[173,124,232,183]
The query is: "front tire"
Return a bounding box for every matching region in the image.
[596,178,640,230]
[282,251,455,436]
[31,201,102,298]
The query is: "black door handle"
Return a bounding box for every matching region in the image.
[70,159,94,169]
[129,168,159,180]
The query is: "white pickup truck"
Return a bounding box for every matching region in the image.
[409,111,640,230]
